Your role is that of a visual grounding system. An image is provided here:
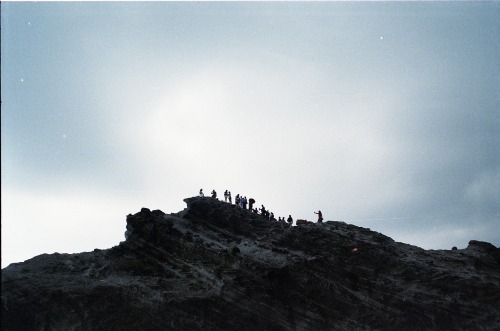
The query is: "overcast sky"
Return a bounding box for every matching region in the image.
[2,2,498,268]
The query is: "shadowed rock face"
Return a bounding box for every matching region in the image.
[2,197,499,330]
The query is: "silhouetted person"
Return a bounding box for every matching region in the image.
[224,190,229,202]
[249,198,255,210]
[228,191,232,204]
[279,217,287,229]
[314,210,323,223]
[242,196,247,209]
[287,215,293,225]
[199,189,204,197]
[211,190,217,199]
[235,194,240,206]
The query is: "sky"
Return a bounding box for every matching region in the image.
[1,2,499,268]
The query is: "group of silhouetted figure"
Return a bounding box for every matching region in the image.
[199,189,324,225]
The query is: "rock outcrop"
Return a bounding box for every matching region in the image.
[2,197,499,330]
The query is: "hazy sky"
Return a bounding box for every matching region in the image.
[2,2,499,268]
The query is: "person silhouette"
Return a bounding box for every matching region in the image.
[314,210,323,223]
[249,198,255,210]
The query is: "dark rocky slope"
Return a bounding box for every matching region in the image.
[2,197,499,330]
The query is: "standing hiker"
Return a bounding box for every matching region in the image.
[249,198,255,211]
[314,210,323,223]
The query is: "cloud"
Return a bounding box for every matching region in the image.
[1,187,128,267]
[464,169,500,217]
[391,219,499,250]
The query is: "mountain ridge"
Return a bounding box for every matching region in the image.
[2,196,499,330]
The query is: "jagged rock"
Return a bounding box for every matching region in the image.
[295,219,311,225]
[2,197,499,330]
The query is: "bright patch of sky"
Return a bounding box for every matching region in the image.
[2,2,499,267]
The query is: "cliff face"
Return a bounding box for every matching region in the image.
[2,197,499,331]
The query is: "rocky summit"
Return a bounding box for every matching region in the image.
[2,197,499,331]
